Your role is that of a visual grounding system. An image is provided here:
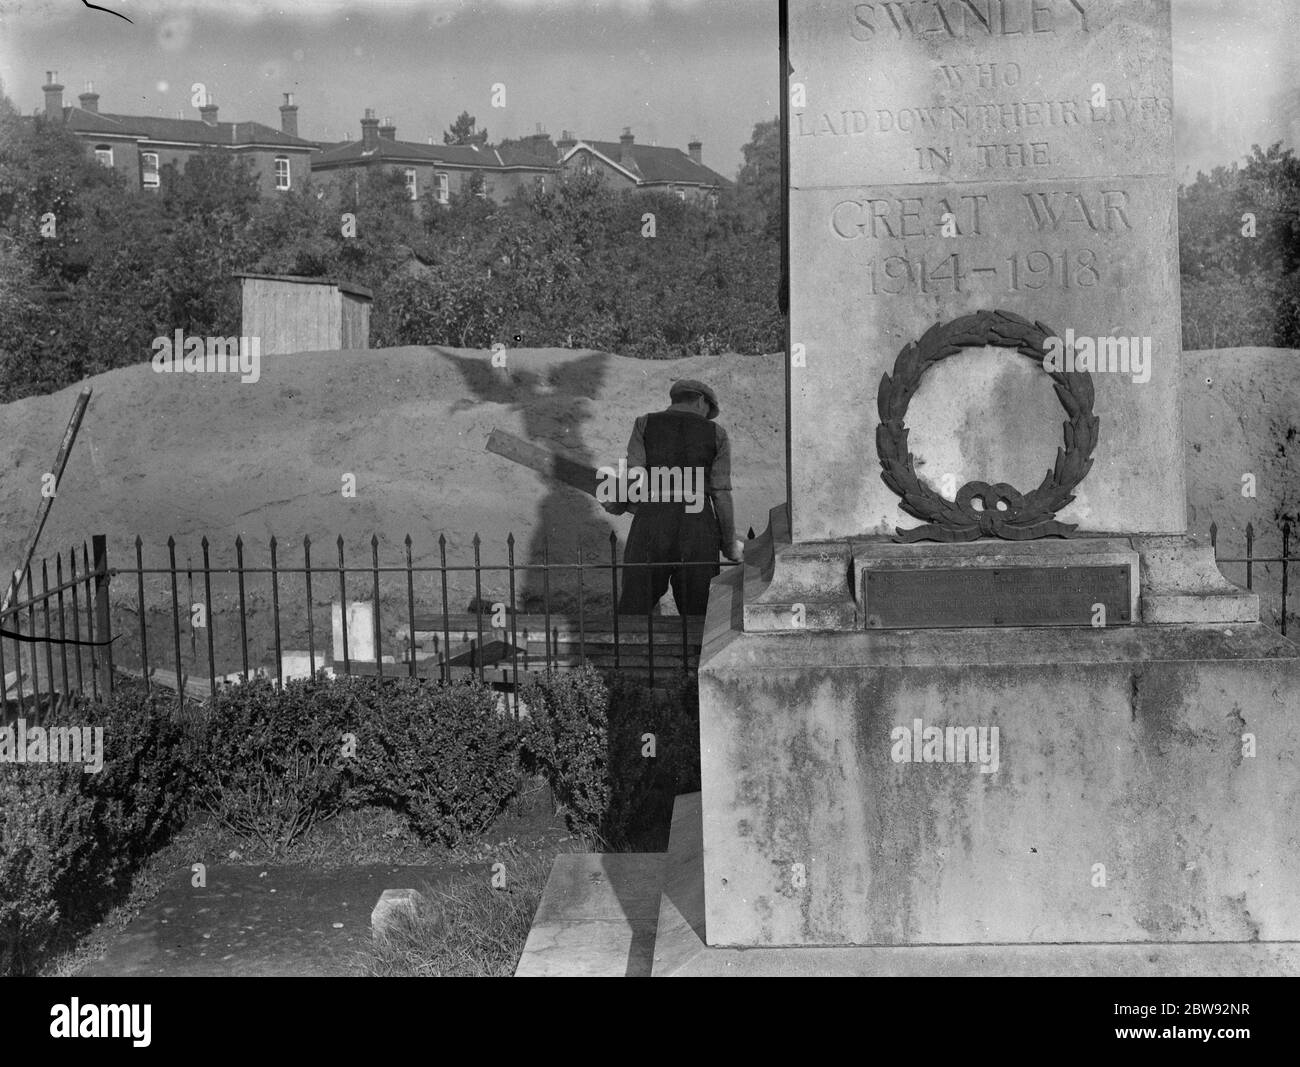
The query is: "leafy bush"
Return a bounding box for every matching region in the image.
[350,678,522,846]
[519,667,701,847]
[0,681,196,975]
[518,667,612,836]
[0,761,99,976]
[195,676,361,855]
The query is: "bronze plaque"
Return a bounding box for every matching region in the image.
[863,566,1132,629]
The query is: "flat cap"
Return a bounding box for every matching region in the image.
[669,378,719,420]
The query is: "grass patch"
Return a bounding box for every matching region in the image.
[363,841,576,977]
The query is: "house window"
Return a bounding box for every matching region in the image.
[579,154,592,175]
[674,186,687,202]
[535,175,546,194]
[405,168,417,201]
[140,152,159,188]
[274,156,290,190]
[435,172,449,204]
[94,145,113,168]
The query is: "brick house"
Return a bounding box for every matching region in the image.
[310,110,557,210]
[39,72,318,195]
[555,128,730,204]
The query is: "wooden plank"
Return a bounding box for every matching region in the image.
[485,428,600,497]
[2,387,92,613]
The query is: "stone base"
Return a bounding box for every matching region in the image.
[700,559,1300,947]
[652,795,1300,976]
[513,797,1300,976]
[740,505,1258,630]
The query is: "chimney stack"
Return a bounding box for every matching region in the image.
[378,115,396,141]
[279,92,299,137]
[557,129,576,153]
[199,92,218,125]
[687,138,702,166]
[619,126,635,165]
[78,80,99,114]
[43,71,64,120]
[360,108,379,150]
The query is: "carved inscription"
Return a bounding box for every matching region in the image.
[831,185,1133,295]
[849,0,1095,40]
[791,1,1171,176]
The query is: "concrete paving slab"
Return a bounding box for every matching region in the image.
[515,853,665,977]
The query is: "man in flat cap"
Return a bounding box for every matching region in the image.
[603,379,745,616]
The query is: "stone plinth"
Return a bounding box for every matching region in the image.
[653,794,1300,976]
[699,562,1300,948]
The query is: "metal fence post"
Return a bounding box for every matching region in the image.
[92,535,113,698]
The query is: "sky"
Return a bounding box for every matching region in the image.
[0,0,1294,181]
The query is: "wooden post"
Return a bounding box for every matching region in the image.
[2,387,92,613]
[92,535,113,697]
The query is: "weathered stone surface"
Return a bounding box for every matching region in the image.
[698,564,1300,947]
[1135,534,1260,623]
[702,623,1300,940]
[787,0,1182,540]
[654,795,1300,976]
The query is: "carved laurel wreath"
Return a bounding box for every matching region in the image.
[876,309,1099,543]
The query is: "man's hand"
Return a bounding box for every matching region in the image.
[722,538,746,562]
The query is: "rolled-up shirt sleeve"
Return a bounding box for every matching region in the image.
[709,425,733,493]
[709,425,736,544]
[626,415,648,471]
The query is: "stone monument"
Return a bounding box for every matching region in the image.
[682,0,1300,970]
[516,0,1300,977]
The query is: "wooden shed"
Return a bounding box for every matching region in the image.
[233,273,373,354]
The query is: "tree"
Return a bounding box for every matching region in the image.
[497,132,556,162]
[730,117,780,238]
[444,111,488,147]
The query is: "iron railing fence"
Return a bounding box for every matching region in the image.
[1,522,1292,721]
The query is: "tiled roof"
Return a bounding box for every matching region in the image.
[573,140,730,187]
[62,108,316,149]
[495,142,559,169]
[58,108,131,135]
[313,137,555,171]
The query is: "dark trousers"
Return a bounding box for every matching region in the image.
[618,502,720,616]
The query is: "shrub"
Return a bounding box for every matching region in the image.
[519,667,701,848]
[78,682,198,888]
[351,678,521,847]
[518,667,612,836]
[195,676,361,855]
[0,762,99,976]
[0,681,196,975]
